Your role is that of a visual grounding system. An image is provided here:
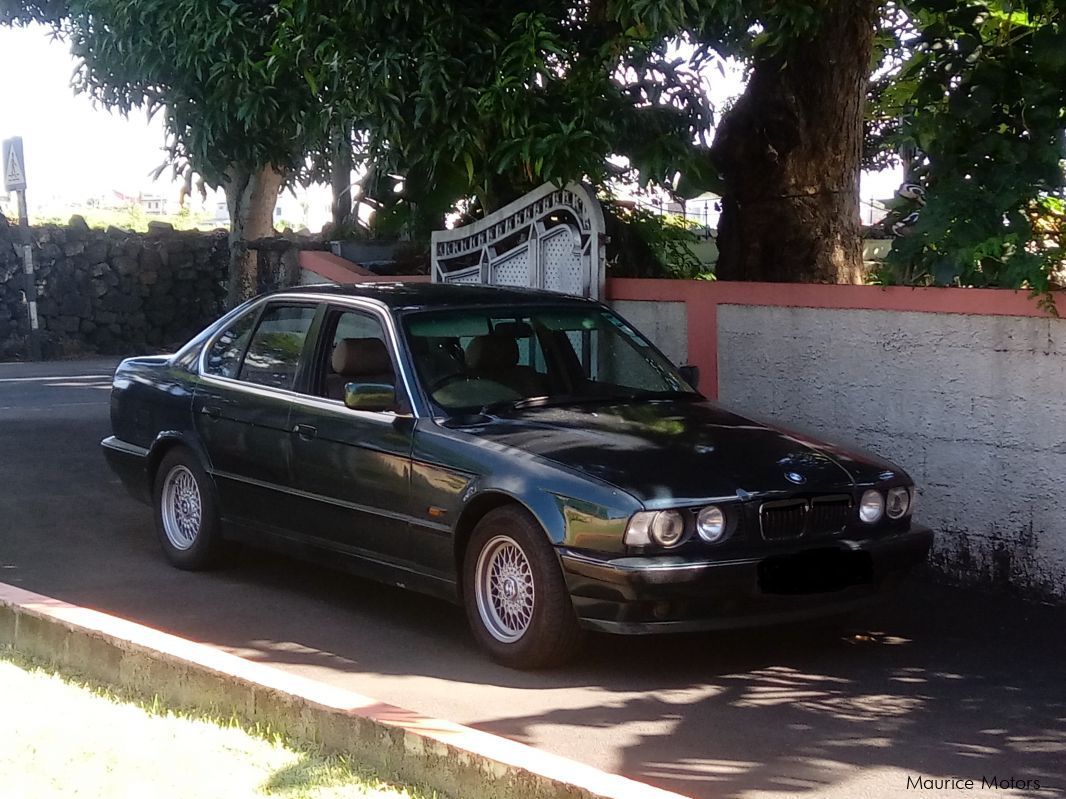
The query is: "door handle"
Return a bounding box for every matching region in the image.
[293,423,317,440]
[200,405,221,419]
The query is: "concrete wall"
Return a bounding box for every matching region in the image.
[611,299,688,365]
[717,304,1066,602]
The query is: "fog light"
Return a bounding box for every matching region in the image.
[652,601,672,620]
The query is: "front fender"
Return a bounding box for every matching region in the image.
[460,473,639,553]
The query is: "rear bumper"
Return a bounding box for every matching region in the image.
[101,436,152,504]
[559,526,934,634]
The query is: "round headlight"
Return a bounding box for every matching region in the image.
[649,510,686,547]
[696,506,726,543]
[859,490,884,523]
[886,487,911,519]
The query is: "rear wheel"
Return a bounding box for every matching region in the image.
[153,448,230,570]
[463,506,583,669]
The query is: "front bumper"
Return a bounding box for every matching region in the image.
[559,525,933,634]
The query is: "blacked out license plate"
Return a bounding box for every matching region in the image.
[758,548,874,595]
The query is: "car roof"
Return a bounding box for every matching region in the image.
[278,282,598,311]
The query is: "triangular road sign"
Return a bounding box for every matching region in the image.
[6,150,24,184]
[3,138,27,191]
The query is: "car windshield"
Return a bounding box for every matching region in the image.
[402,305,697,414]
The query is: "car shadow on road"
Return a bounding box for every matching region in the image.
[185,548,1066,798]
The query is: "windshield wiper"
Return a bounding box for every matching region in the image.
[479,390,700,416]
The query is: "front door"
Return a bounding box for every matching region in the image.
[287,304,415,566]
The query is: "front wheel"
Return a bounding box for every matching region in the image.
[153,447,230,570]
[463,506,583,669]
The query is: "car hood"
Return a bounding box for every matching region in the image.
[458,400,904,506]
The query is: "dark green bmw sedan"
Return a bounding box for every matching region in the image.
[102,283,932,668]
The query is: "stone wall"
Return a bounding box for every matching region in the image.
[0,215,228,359]
[247,234,325,294]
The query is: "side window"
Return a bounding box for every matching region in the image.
[320,309,392,400]
[333,310,386,346]
[238,305,317,390]
[203,309,258,378]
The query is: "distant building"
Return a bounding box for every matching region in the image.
[681,192,722,233]
[141,194,167,215]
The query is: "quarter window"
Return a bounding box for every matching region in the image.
[238,305,317,390]
[203,310,257,378]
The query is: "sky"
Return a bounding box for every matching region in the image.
[0,23,174,206]
[0,23,899,225]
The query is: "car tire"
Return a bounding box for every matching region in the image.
[152,447,230,570]
[463,505,584,669]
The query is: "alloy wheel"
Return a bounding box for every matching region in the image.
[161,465,202,551]
[474,534,536,643]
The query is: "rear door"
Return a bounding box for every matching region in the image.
[286,303,416,565]
[194,300,321,535]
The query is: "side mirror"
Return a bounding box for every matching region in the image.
[344,382,395,413]
[679,364,700,390]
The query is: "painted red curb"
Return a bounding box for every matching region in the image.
[0,582,688,799]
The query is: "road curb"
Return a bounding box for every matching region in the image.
[0,582,688,799]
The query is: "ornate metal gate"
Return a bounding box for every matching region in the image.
[430,182,606,299]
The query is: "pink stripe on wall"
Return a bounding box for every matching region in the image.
[606,279,1061,399]
[293,254,1059,401]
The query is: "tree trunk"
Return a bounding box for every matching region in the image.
[710,0,878,283]
[330,127,354,230]
[224,164,283,306]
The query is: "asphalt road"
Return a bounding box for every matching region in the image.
[2,357,1065,799]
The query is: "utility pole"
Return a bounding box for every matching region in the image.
[3,137,40,360]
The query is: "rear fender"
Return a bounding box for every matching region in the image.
[147,431,213,483]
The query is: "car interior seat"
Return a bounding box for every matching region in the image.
[326,337,395,400]
[465,333,546,397]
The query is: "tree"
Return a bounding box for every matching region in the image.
[9,1,1062,290]
[276,1,715,239]
[868,0,1066,292]
[291,1,880,283]
[6,0,328,304]
[708,1,879,283]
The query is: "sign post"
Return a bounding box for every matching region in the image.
[3,137,40,360]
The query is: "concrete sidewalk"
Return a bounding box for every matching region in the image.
[0,582,685,799]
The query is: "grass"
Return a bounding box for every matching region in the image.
[0,646,442,799]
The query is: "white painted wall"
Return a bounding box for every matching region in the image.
[717,304,1066,601]
[611,300,688,366]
